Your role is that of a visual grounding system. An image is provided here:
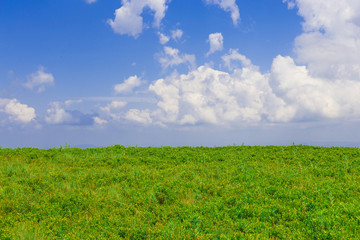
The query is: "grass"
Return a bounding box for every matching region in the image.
[0,145,360,239]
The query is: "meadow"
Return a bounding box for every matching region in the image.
[0,145,359,239]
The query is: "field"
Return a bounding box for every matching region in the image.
[0,145,360,239]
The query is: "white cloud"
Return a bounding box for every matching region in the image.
[100,101,127,120]
[282,0,296,9]
[289,0,360,80]
[157,29,183,45]
[149,77,180,123]
[45,102,73,125]
[93,116,108,125]
[262,0,360,121]
[45,102,96,126]
[114,75,141,94]
[157,46,196,70]
[107,0,168,37]
[0,99,36,123]
[116,54,360,126]
[109,1,360,127]
[270,55,360,120]
[171,29,183,41]
[147,62,289,125]
[65,99,83,107]
[125,109,152,124]
[222,49,254,70]
[24,66,54,93]
[158,32,170,44]
[100,101,127,112]
[127,53,360,126]
[207,32,223,56]
[85,0,97,4]
[206,0,240,25]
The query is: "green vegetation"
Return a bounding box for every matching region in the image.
[1,145,360,239]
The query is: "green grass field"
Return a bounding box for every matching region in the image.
[1,145,360,239]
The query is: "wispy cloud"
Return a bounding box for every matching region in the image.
[85,0,97,4]
[171,29,183,41]
[205,0,240,25]
[157,46,196,70]
[24,66,54,93]
[222,49,254,70]
[114,75,142,94]
[158,32,170,44]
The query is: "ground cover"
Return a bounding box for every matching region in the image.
[0,145,360,239]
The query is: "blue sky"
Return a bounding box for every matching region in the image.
[1,0,360,148]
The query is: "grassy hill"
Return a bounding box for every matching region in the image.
[1,145,359,239]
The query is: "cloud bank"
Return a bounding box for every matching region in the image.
[14,0,360,130]
[45,102,97,126]
[116,0,360,127]
[293,0,360,81]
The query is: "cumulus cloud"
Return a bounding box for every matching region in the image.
[108,1,360,127]
[24,66,54,93]
[290,0,360,80]
[222,49,254,70]
[45,102,96,126]
[125,109,152,124]
[171,29,183,41]
[157,46,196,70]
[107,0,168,37]
[158,32,170,44]
[206,0,240,25]
[45,103,73,125]
[207,32,224,56]
[114,75,141,94]
[145,61,292,125]
[158,29,183,44]
[0,98,36,123]
[149,77,180,123]
[260,0,360,121]
[100,101,127,120]
[270,55,360,120]
[125,53,360,127]
[93,116,108,125]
